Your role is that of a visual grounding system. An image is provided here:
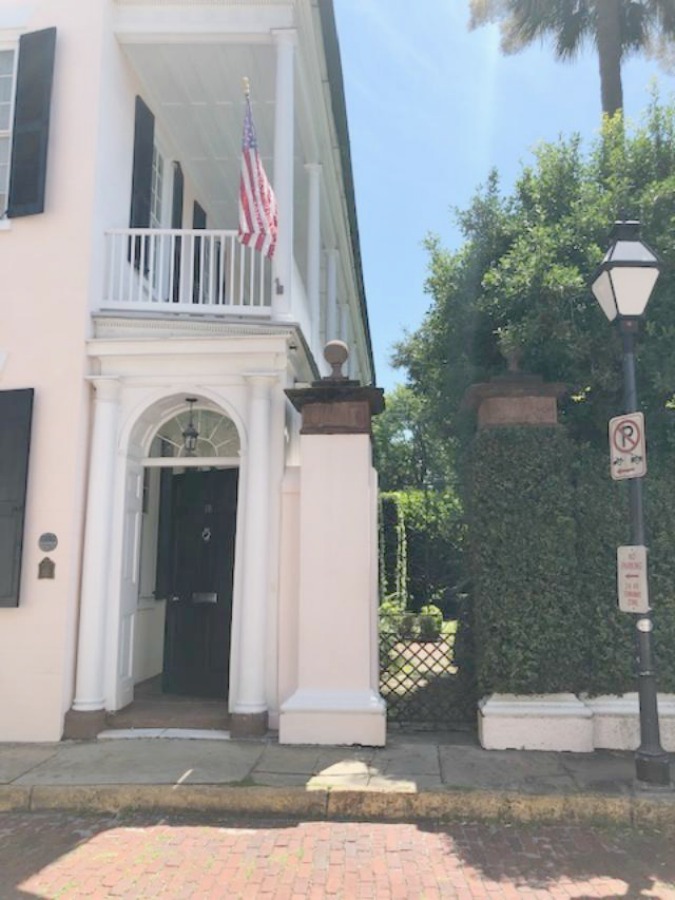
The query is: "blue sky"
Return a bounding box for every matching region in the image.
[332,0,672,389]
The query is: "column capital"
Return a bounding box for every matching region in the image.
[244,372,278,389]
[272,27,298,46]
[86,376,120,402]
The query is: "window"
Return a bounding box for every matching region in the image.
[149,145,164,229]
[151,409,240,459]
[0,48,16,215]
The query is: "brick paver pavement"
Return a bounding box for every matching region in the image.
[0,812,674,899]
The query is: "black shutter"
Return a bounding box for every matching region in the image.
[171,163,184,228]
[128,97,154,267]
[6,28,57,218]
[0,389,34,607]
[171,163,184,302]
[192,201,206,230]
[129,96,154,228]
[192,201,207,303]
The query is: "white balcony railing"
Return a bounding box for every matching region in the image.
[102,228,272,316]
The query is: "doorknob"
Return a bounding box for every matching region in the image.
[170,595,180,603]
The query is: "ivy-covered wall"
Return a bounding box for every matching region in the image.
[468,427,675,697]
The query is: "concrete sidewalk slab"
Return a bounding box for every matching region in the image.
[0,746,60,784]
[0,732,672,830]
[13,739,264,786]
[439,745,578,793]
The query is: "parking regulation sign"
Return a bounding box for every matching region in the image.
[609,412,646,480]
[617,545,650,613]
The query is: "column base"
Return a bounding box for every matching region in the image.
[279,689,386,746]
[63,708,106,740]
[230,711,268,738]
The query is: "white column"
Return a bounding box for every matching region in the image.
[233,374,274,718]
[72,378,120,712]
[305,163,322,360]
[272,29,296,318]
[326,249,338,341]
[342,310,355,378]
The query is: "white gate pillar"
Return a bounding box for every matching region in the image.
[64,377,120,739]
[279,343,386,745]
[230,373,275,737]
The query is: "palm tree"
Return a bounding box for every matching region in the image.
[469,1,675,116]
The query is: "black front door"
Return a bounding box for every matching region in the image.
[161,468,237,698]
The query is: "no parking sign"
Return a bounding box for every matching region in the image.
[609,412,646,480]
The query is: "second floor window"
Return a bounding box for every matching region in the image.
[0,48,16,215]
[150,145,164,229]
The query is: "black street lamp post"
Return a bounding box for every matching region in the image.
[591,220,671,787]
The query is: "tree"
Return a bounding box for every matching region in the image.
[394,99,675,463]
[469,1,675,116]
[372,384,453,492]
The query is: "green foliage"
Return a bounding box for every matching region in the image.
[394,100,675,462]
[379,490,464,615]
[469,427,584,695]
[378,496,408,606]
[469,1,675,115]
[469,428,675,696]
[399,612,419,640]
[419,604,443,641]
[373,384,454,491]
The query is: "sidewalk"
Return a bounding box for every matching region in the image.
[1,727,673,829]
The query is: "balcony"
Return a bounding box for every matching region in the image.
[102,228,273,318]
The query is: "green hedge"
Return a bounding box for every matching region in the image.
[468,427,675,697]
[469,427,584,695]
[379,490,464,615]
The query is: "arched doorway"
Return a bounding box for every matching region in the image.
[111,398,242,729]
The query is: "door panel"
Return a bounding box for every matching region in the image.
[162,468,237,698]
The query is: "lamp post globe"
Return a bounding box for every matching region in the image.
[591,220,661,322]
[591,220,670,789]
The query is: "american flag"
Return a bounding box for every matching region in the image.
[238,95,278,259]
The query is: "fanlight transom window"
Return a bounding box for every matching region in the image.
[150,408,240,459]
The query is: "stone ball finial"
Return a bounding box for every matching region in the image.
[324,340,349,380]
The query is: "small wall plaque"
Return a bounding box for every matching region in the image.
[38,532,58,552]
[38,557,55,579]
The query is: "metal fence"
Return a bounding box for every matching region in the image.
[379,630,466,728]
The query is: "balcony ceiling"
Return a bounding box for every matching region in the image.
[122,41,308,238]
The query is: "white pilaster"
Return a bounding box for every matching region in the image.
[326,249,339,341]
[232,374,275,717]
[305,163,322,360]
[272,29,296,318]
[72,378,120,712]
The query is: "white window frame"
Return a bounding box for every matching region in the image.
[147,132,174,296]
[0,42,18,218]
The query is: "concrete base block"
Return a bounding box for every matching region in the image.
[279,689,386,746]
[584,693,675,751]
[230,712,268,739]
[62,709,107,741]
[478,694,594,752]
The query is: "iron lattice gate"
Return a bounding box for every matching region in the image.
[379,631,461,728]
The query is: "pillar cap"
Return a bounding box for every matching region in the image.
[286,342,384,432]
[462,373,567,411]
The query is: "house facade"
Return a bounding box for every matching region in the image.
[0,0,378,742]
